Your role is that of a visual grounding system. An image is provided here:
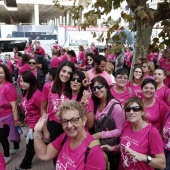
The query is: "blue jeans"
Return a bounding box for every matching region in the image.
[165,148,170,170]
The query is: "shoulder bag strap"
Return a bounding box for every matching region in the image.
[107,102,120,117]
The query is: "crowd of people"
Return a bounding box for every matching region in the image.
[0,40,170,170]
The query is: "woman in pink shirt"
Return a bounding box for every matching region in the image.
[90,76,125,169]
[58,48,67,64]
[142,60,155,79]
[70,70,94,129]
[103,97,166,170]
[77,45,85,65]
[141,78,169,133]
[154,68,170,107]
[50,50,61,68]
[4,54,13,75]
[15,71,41,170]
[128,65,144,97]
[66,50,77,64]
[0,64,20,164]
[34,100,106,170]
[41,61,75,147]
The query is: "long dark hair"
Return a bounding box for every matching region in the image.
[71,70,86,102]
[52,61,75,98]
[90,76,114,113]
[21,71,37,100]
[0,63,13,83]
[22,54,30,66]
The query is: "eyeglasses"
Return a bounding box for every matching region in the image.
[71,77,82,83]
[92,84,105,92]
[87,58,92,61]
[116,76,128,80]
[29,62,36,65]
[125,106,142,112]
[60,117,81,126]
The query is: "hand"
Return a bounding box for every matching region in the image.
[101,145,114,152]
[26,128,33,144]
[125,146,146,162]
[14,120,21,127]
[92,132,102,139]
[43,128,50,140]
[82,78,91,87]
[34,113,48,132]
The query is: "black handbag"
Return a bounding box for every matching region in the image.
[95,102,120,146]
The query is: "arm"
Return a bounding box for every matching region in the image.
[125,147,165,169]
[34,113,58,160]
[10,101,20,126]
[86,112,95,129]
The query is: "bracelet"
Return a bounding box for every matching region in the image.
[14,119,19,122]
[33,132,43,139]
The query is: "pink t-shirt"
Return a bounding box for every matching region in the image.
[50,57,60,68]
[78,51,85,61]
[16,58,22,68]
[124,52,133,67]
[106,54,115,61]
[70,57,77,64]
[110,86,135,106]
[21,89,41,129]
[52,132,106,170]
[145,99,169,133]
[159,57,166,69]
[119,122,164,170]
[87,69,112,86]
[95,99,125,138]
[41,82,69,122]
[18,63,30,76]
[58,54,67,64]
[128,83,142,97]
[0,151,5,170]
[155,85,170,106]
[0,81,17,117]
[0,59,3,63]
[162,114,170,151]
[24,46,32,54]
[6,60,13,74]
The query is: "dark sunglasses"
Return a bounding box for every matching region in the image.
[87,58,93,61]
[29,62,36,65]
[92,84,104,92]
[125,106,142,112]
[71,77,82,83]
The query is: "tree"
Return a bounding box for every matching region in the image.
[53,0,170,62]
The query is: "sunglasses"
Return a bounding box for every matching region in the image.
[71,77,82,83]
[92,84,105,92]
[29,62,36,65]
[125,106,142,112]
[87,58,92,61]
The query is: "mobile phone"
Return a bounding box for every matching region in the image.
[17,126,23,135]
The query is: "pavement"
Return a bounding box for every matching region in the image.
[0,126,55,170]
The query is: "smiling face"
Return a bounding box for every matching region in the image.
[142,63,149,74]
[59,66,72,83]
[20,76,30,91]
[125,102,144,123]
[153,69,166,83]
[142,82,156,99]
[115,74,128,87]
[95,60,106,73]
[70,74,82,93]
[86,56,93,65]
[133,68,142,80]
[92,81,107,99]
[60,109,86,138]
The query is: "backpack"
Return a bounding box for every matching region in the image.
[95,102,120,147]
[61,136,110,170]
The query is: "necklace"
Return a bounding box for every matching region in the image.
[71,134,87,148]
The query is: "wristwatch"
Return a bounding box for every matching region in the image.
[146,156,152,164]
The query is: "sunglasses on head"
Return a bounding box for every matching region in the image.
[92,84,104,92]
[71,77,82,83]
[29,62,36,65]
[125,106,142,112]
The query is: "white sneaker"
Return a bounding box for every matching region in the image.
[10,148,21,154]
[4,156,11,164]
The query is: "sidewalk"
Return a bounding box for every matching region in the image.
[0,127,55,170]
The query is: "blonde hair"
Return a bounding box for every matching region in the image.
[142,60,155,76]
[105,62,114,74]
[58,100,85,119]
